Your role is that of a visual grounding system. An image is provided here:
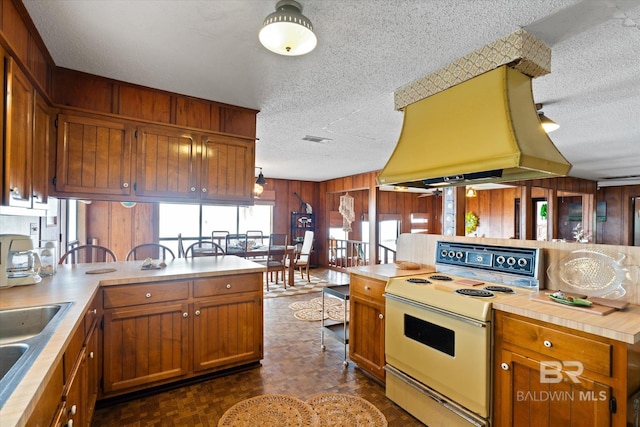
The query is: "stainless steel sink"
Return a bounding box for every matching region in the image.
[0,304,64,345]
[0,302,72,408]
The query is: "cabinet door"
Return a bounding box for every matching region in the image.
[200,134,253,203]
[64,347,86,427]
[103,303,189,393]
[55,114,133,196]
[193,293,263,371]
[84,323,99,426]
[496,350,612,427]
[135,126,197,199]
[4,58,33,207]
[349,294,385,382]
[32,92,51,208]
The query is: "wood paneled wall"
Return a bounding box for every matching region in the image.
[597,185,640,246]
[51,67,257,138]
[86,201,155,261]
[465,187,519,238]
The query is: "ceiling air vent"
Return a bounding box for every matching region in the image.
[302,135,333,144]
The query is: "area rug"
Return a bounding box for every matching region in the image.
[218,393,387,427]
[218,394,319,427]
[306,393,388,426]
[264,274,331,299]
[289,297,349,322]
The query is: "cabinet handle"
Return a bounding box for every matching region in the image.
[501,363,510,371]
[145,292,152,298]
[89,308,97,315]
[11,188,21,198]
[69,404,77,415]
[89,351,95,359]
[183,312,189,318]
[190,186,196,192]
[543,340,552,348]
[365,286,370,291]
[226,284,231,289]
[66,420,74,427]
[201,187,207,193]
[122,182,129,188]
[378,313,384,320]
[195,310,201,316]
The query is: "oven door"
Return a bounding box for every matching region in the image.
[385,294,490,418]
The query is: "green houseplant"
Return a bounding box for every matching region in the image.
[465,212,479,234]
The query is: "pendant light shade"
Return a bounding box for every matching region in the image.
[535,103,560,133]
[466,187,477,198]
[259,0,317,56]
[255,168,267,185]
[538,112,560,133]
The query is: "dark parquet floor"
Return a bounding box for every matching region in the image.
[92,268,425,426]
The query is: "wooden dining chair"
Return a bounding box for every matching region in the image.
[184,240,226,257]
[245,230,265,259]
[211,231,229,250]
[59,244,117,264]
[287,230,314,282]
[126,243,175,261]
[259,233,288,290]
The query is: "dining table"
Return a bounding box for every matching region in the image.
[199,244,297,286]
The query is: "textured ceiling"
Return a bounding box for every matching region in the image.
[23,0,640,186]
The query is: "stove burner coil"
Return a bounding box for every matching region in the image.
[406,278,431,284]
[455,288,494,298]
[429,275,453,281]
[483,285,515,293]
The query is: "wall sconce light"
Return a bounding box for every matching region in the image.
[259,0,317,56]
[536,103,560,133]
[254,167,267,198]
[466,187,477,198]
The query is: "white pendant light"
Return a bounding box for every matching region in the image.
[259,0,317,56]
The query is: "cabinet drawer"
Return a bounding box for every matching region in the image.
[350,275,385,301]
[103,281,189,308]
[501,315,612,377]
[193,274,261,297]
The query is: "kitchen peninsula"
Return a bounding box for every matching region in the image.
[0,256,266,427]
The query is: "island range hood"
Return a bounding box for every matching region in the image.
[377,32,571,189]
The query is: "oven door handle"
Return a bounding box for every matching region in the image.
[384,294,488,328]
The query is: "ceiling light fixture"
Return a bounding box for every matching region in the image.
[535,103,560,133]
[259,0,317,56]
[466,187,477,198]
[254,167,267,198]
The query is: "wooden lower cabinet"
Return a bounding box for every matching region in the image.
[494,311,639,427]
[102,302,190,393]
[102,274,263,396]
[348,274,386,383]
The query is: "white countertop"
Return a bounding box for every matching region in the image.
[347,263,435,281]
[0,256,266,427]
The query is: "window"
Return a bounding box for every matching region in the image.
[159,203,273,254]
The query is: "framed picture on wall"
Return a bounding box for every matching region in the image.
[596,201,606,222]
[568,202,582,221]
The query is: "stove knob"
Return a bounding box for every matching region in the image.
[518,258,528,267]
[441,250,448,258]
[448,251,455,258]
[456,251,463,259]
[496,256,506,264]
[501,363,510,371]
[507,257,516,266]
[476,255,484,263]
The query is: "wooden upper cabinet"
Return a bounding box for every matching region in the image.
[54,114,133,196]
[32,92,51,208]
[135,126,198,199]
[4,57,34,207]
[201,134,254,204]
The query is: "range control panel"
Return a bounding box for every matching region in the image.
[435,241,541,278]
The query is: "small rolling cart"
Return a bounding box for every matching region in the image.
[320,284,350,367]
